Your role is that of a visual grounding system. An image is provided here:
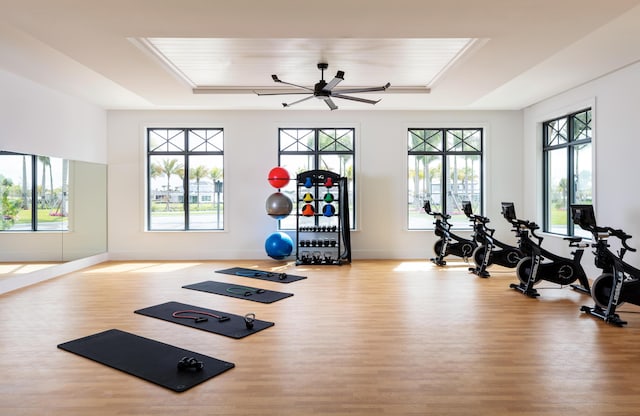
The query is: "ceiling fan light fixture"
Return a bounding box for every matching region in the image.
[257,63,390,110]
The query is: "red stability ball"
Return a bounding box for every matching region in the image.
[268,167,290,189]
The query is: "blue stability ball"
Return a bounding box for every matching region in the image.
[265,192,293,219]
[265,232,294,260]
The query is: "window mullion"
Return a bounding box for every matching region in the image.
[31,155,37,231]
[184,132,190,230]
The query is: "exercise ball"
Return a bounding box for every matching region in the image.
[303,192,314,202]
[265,192,293,219]
[268,167,290,189]
[323,192,334,203]
[265,232,293,260]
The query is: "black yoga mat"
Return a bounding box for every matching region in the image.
[57,329,234,392]
[216,267,307,283]
[135,301,274,339]
[182,280,293,303]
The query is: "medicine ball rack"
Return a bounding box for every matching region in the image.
[295,169,351,265]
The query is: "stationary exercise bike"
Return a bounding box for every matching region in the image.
[501,202,591,297]
[424,200,477,266]
[572,204,640,326]
[462,201,523,278]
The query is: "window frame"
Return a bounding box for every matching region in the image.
[277,127,356,230]
[407,127,484,230]
[542,108,592,236]
[146,127,224,231]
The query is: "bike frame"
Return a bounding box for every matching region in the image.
[502,202,590,297]
[424,200,476,266]
[572,204,640,326]
[464,202,522,277]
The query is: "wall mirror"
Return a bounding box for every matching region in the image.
[0,152,107,277]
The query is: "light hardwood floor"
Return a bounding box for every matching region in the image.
[2,259,640,416]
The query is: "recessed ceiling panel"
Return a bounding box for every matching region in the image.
[142,38,474,89]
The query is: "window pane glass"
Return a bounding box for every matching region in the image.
[319,153,354,227]
[446,154,481,228]
[149,129,185,152]
[445,129,482,152]
[408,129,443,152]
[572,142,592,238]
[0,154,32,231]
[545,119,568,146]
[188,129,223,152]
[572,110,592,142]
[36,156,67,231]
[319,129,353,152]
[278,154,313,230]
[546,148,568,234]
[279,129,314,152]
[148,156,185,230]
[187,155,223,230]
[408,155,442,229]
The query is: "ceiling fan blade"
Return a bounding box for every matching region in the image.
[282,95,314,108]
[322,71,345,92]
[271,74,314,92]
[331,94,380,105]
[322,97,338,110]
[333,83,391,95]
[254,91,312,96]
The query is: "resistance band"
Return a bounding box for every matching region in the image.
[234,271,288,280]
[172,309,230,323]
[226,286,266,297]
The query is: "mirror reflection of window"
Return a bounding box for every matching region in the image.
[0,152,69,232]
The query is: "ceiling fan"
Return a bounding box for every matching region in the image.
[254,63,391,110]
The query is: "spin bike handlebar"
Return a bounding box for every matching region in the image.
[505,217,544,244]
[470,215,495,236]
[605,227,637,253]
[423,201,451,221]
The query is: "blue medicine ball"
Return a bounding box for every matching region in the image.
[265,232,293,260]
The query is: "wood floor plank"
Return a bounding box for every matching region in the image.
[2,259,640,415]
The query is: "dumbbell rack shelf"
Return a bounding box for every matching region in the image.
[295,169,350,266]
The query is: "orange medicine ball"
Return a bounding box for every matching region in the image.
[301,204,315,216]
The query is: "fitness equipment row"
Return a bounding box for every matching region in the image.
[426,200,640,326]
[425,199,592,297]
[572,204,640,326]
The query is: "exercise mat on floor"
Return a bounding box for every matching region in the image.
[57,329,234,392]
[135,301,274,339]
[216,267,307,283]
[182,280,294,303]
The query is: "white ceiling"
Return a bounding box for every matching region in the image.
[2,0,640,111]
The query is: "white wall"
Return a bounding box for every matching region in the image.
[523,60,640,275]
[0,69,107,263]
[107,109,523,260]
[0,69,107,163]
